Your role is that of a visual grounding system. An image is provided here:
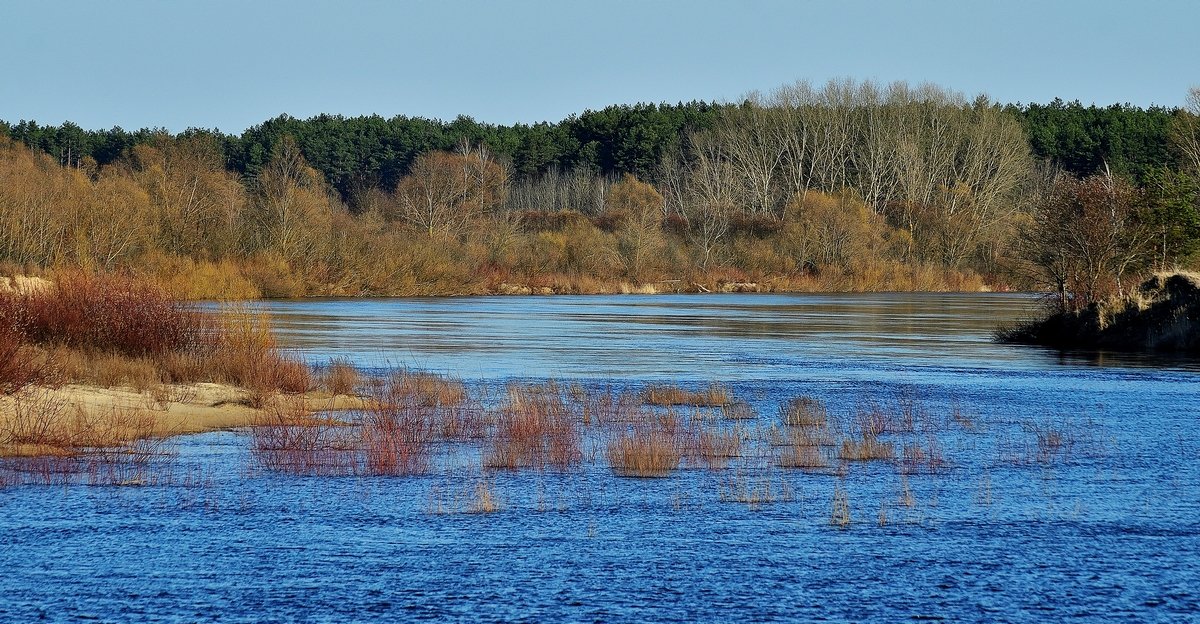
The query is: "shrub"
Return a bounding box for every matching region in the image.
[485,383,581,470]
[607,423,681,478]
[17,270,209,358]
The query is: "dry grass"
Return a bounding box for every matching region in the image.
[322,357,360,396]
[901,437,950,474]
[718,471,793,507]
[205,305,311,405]
[373,370,466,407]
[47,347,164,392]
[468,480,500,513]
[687,427,743,469]
[839,434,896,462]
[781,396,828,427]
[830,487,851,527]
[722,401,756,420]
[485,383,581,470]
[642,383,730,407]
[778,443,832,469]
[607,422,682,478]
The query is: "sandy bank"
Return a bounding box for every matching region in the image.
[0,383,369,457]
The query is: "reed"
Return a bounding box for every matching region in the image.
[485,383,581,470]
[719,471,791,507]
[901,437,950,474]
[778,443,832,469]
[322,357,360,396]
[723,401,756,420]
[686,426,743,468]
[377,369,466,407]
[899,475,916,507]
[780,395,828,427]
[838,434,896,462]
[1029,421,1073,464]
[642,383,730,407]
[468,480,500,513]
[830,487,851,527]
[607,421,682,478]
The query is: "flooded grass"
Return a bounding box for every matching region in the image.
[642,382,731,407]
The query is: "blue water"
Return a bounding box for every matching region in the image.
[3,293,1199,622]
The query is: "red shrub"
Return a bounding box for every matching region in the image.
[18,271,209,357]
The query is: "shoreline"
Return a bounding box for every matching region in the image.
[0,383,368,458]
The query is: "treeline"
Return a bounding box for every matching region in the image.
[1,79,1197,299]
[0,103,722,207]
[3,92,1192,204]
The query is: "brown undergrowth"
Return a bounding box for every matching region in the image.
[0,271,312,480]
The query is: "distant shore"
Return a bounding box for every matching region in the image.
[998,272,1200,353]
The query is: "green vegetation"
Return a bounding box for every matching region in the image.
[2,80,1198,298]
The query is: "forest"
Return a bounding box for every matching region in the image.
[2,79,1198,302]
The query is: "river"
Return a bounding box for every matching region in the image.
[2,293,1198,622]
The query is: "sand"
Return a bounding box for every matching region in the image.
[0,383,369,456]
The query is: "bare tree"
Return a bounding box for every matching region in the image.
[665,134,736,269]
[714,95,786,217]
[251,136,334,268]
[606,175,666,280]
[394,149,506,237]
[1172,86,1200,176]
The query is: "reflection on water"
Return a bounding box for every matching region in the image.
[262,293,1198,380]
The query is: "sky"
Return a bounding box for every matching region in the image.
[2,0,1197,133]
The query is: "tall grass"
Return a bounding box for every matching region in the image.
[607,418,682,478]
[642,383,730,407]
[321,357,360,396]
[485,383,582,470]
[781,396,828,427]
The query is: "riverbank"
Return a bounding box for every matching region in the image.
[0,383,368,458]
[999,272,1200,352]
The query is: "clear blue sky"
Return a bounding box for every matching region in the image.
[3,0,1196,132]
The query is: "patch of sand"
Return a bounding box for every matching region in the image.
[0,383,369,456]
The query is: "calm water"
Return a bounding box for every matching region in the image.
[3,293,1199,622]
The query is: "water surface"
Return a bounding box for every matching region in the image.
[3,293,1198,622]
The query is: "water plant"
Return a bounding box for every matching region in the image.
[607,419,682,478]
[642,383,730,407]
